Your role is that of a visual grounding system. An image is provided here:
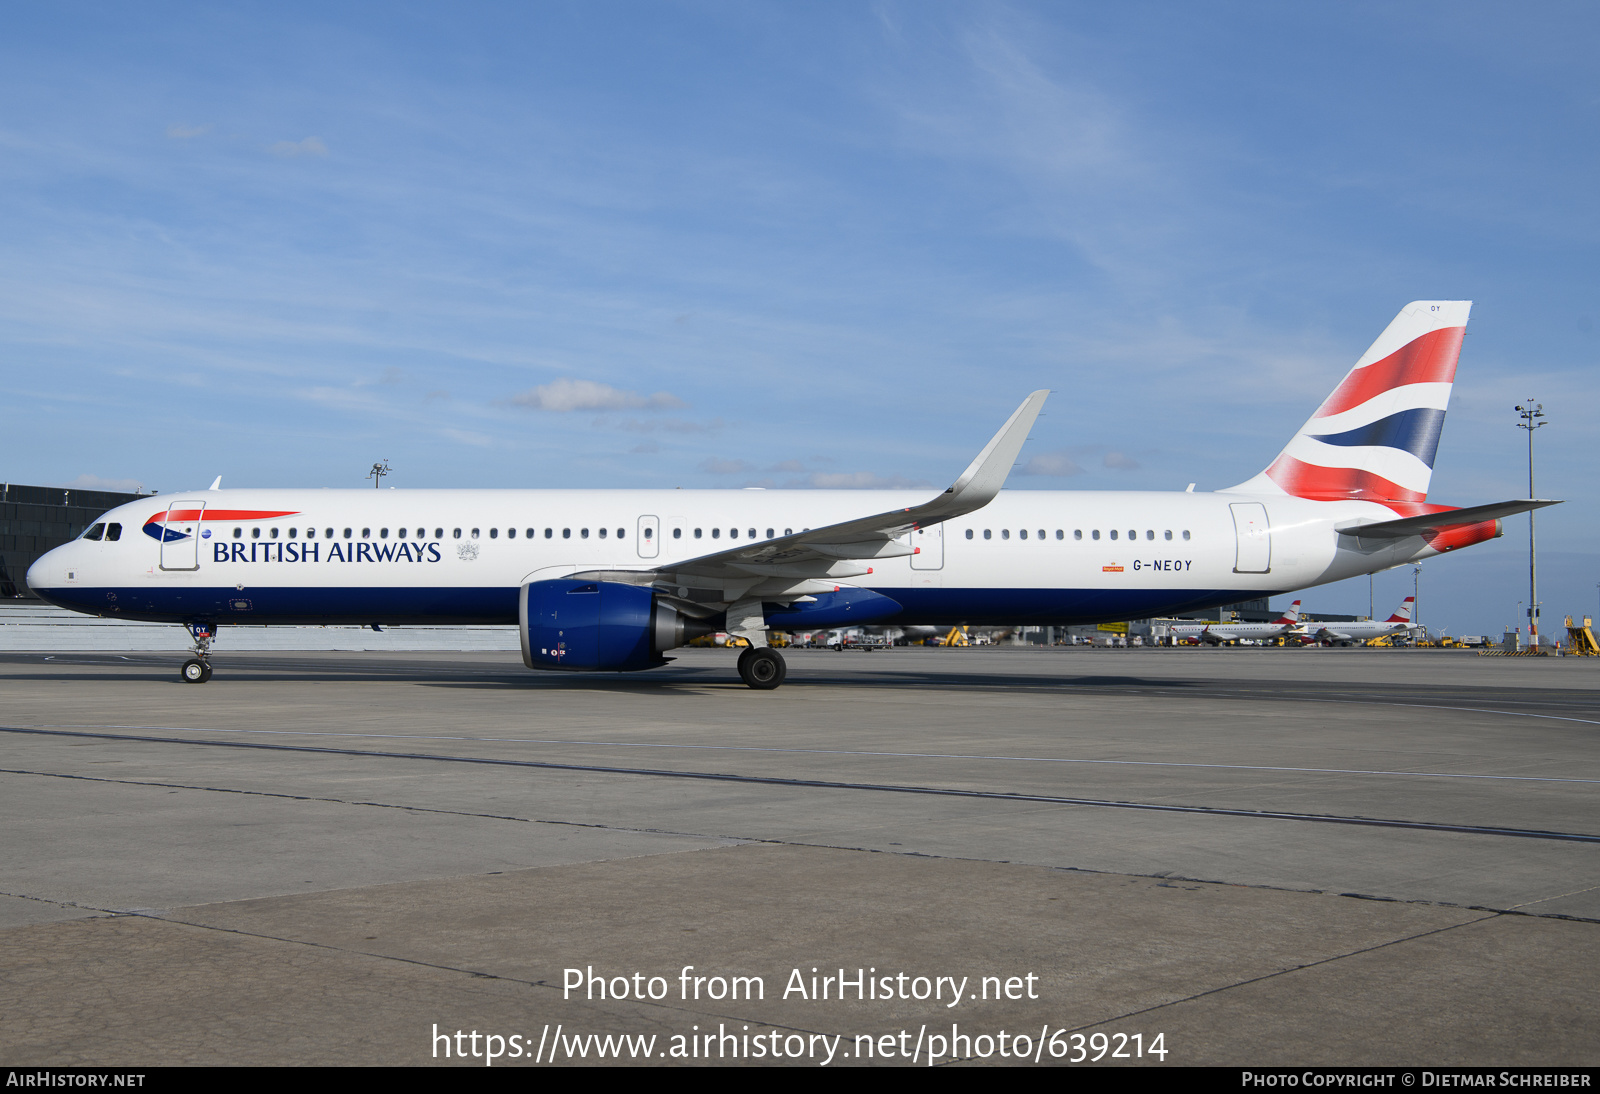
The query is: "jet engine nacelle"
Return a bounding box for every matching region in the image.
[520,579,712,672]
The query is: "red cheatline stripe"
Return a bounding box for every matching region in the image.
[145,509,300,523]
[1313,326,1464,418]
[1264,454,1426,504]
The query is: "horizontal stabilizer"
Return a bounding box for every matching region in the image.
[1337,499,1560,539]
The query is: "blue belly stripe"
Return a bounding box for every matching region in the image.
[35,584,1269,629]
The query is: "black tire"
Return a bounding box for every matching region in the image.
[199,662,213,682]
[181,659,207,683]
[739,647,786,690]
[736,646,754,675]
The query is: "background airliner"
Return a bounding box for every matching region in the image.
[28,301,1556,688]
[1299,597,1416,645]
[1169,602,1301,646]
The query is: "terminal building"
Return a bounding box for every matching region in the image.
[1,483,150,599]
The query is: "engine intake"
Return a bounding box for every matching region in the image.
[520,579,713,671]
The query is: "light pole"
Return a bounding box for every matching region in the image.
[1515,400,1545,644]
[1412,564,1421,641]
[367,459,391,489]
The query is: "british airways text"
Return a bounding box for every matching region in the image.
[211,541,444,564]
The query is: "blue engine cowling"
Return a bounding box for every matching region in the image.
[520,579,712,672]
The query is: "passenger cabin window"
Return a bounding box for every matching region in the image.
[1183,530,1191,540]
[527,528,536,539]
[580,528,589,539]
[344,528,353,539]
[453,528,461,539]
[271,527,280,539]
[83,524,104,541]
[983,529,992,540]
[326,528,335,538]
[307,528,316,539]
[379,528,387,539]
[784,528,793,536]
[729,528,737,539]
[748,528,756,539]
[597,527,606,539]
[360,528,369,539]
[766,528,774,538]
[289,527,298,538]
[435,528,444,539]
[545,528,553,539]
[694,528,703,538]
[506,528,514,538]
[1164,530,1173,541]
[1074,530,1082,540]
[1092,530,1100,540]
[617,528,626,539]
[233,527,242,538]
[562,528,571,539]
[671,528,680,539]
[472,528,480,539]
[965,529,973,539]
[490,528,499,539]
[1018,529,1027,540]
[1110,530,1118,540]
[252,527,261,539]
[712,528,721,539]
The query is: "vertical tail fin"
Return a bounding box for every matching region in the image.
[1386,596,1415,624]
[1273,600,1302,625]
[1225,301,1471,505]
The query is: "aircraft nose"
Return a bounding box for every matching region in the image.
[26,543,73,602]
[25,549,55,593]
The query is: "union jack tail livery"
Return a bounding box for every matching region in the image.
[1226,301,1470,508]
[1386,596,1415,624]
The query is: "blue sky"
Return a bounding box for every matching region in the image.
[4,2,1596,635]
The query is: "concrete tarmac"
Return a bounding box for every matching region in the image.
[1,645,1597,1066]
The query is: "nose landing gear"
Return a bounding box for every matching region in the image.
[181,622,216,683]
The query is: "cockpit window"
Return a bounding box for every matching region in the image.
[106,523,122,541]
[83,523,105,541]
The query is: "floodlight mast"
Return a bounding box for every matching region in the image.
[367,459,391,489]
[1515,400,1546,643]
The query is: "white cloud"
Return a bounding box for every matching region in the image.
[55,473,145,494]
[617,416,722,434]
[270,136,329,158]
[783,471,931,489]
[701,457,754,474]
[510,377,684,412]
[1018,451,1084,477]
[1103,451,1140,470]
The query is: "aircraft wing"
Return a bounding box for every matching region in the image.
[611,391,1049,592]
[1337,499,1560,540]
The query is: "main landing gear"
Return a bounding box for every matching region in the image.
[180,622,216,684]
[736,646,787,690]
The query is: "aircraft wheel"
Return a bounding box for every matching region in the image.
[200,661,213,682]
[181,659,208,683]
[739,647,786,690]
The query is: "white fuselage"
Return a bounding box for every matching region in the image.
[28,487,1467,629]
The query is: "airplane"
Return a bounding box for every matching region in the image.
[1297,596,1415,645]
[1168,601,1301,646]
[27,300,1559,690]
